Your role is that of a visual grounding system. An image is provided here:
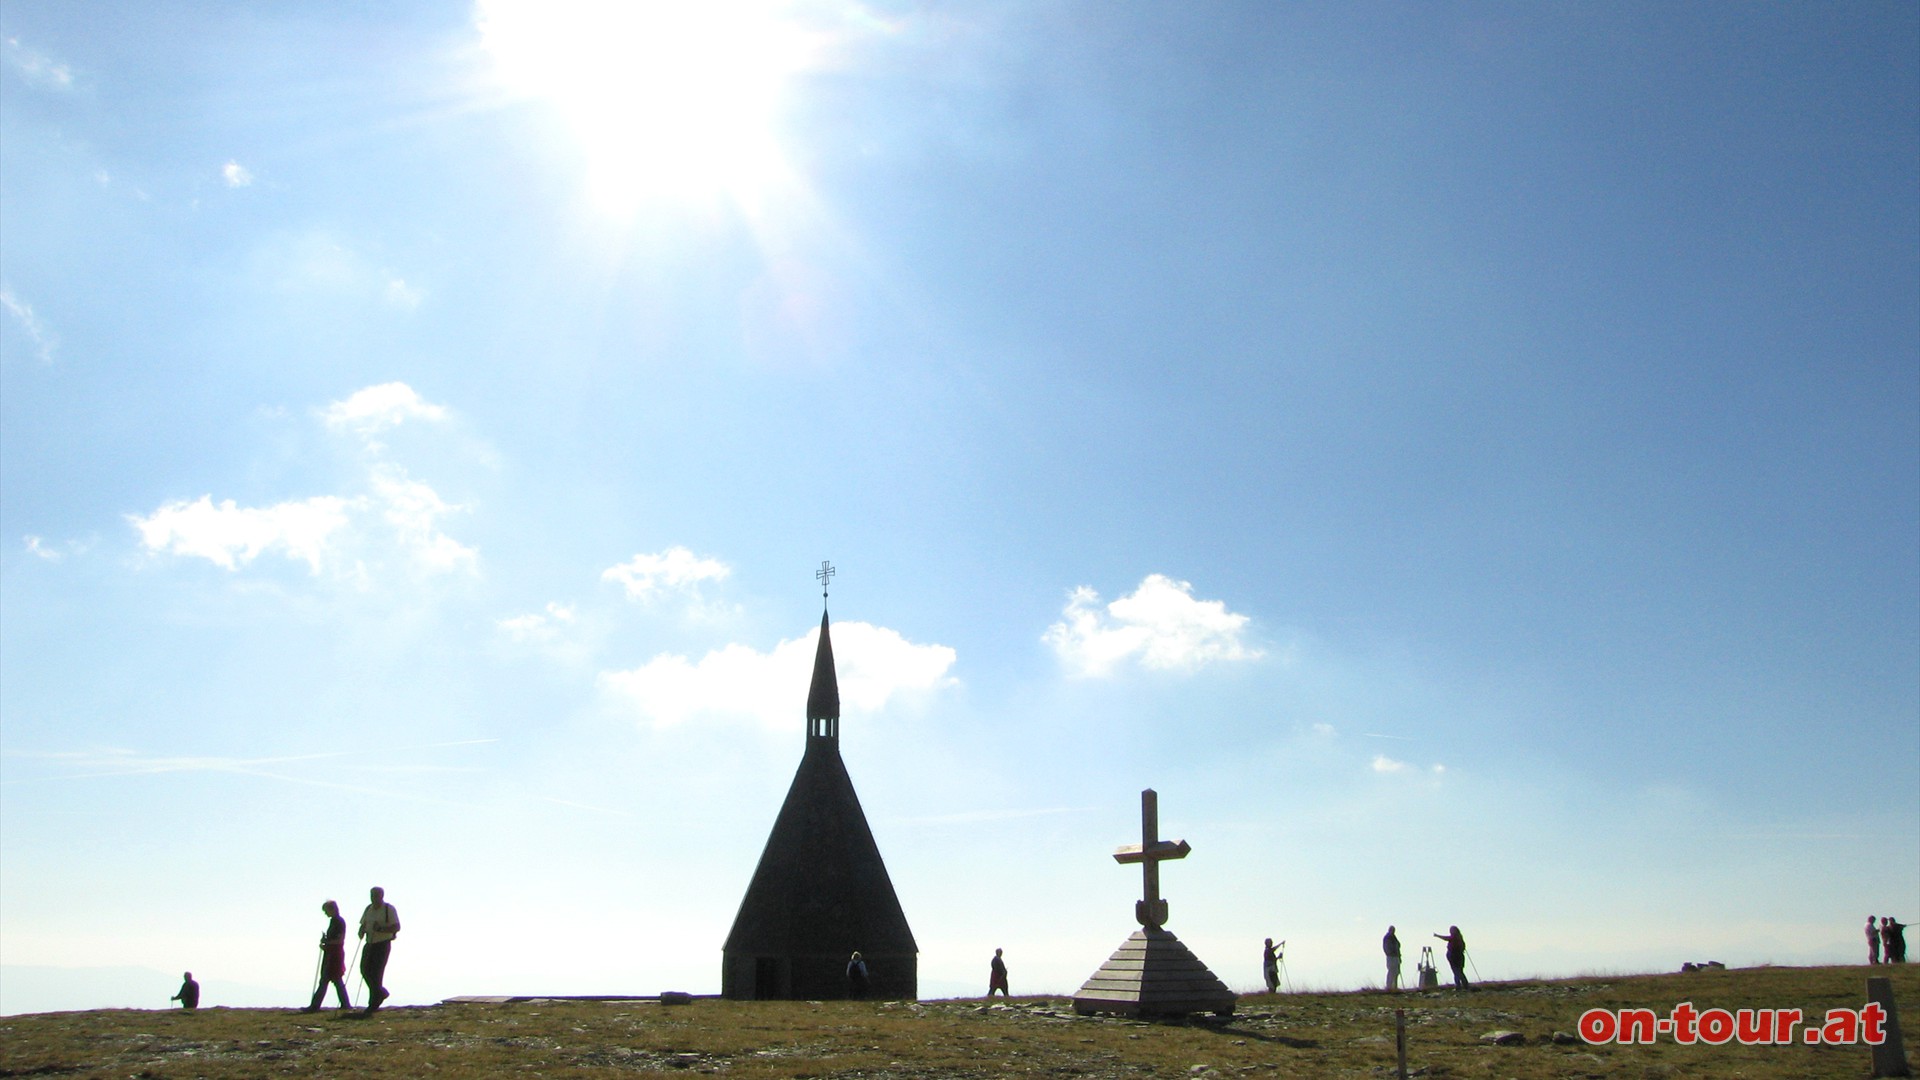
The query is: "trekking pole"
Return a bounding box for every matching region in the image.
[348,939,364,1008]
[1466,949,1481,985]
[309,950,324,1005]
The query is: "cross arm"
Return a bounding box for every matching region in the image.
[1113,839,1191,864]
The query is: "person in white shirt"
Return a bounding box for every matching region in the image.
[357,886,401,1013]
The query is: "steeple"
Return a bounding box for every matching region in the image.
[720,564,918,1001]
[806,610,839,742]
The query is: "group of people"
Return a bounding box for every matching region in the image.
[303,886,401,1016]
[167,886,399,1015]
[1868,915,1908,965]
[1379,925,1471,992]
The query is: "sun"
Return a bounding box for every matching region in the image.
[477,0,825,214]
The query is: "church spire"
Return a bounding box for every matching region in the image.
[806,561,839,742]
[806,609,839,741]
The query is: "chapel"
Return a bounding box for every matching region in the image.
[720,598,918,999]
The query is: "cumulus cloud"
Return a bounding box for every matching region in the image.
[222,160,253,187]
[3,37,73,90]
[1,286,59,364]
[600,621,956,729]
[130,385,475,580]
[129,494,355,573]
[498,602,577,643]
[368,465,476,573]
[321,382,448,437]
[1043,573,1261,677]
[602,547,730,601]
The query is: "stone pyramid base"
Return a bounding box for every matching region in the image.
[1073,927,1237,1017]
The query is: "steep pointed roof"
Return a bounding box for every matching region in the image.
[723,608,916,960]
[806,610,839,722]
[721,738,917,957]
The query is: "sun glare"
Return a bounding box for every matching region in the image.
[477,0,825,214]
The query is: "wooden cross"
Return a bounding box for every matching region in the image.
[816,560,835,598]
[1112,789,1190,928]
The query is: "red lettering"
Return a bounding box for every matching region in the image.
[1697,1008,1734,1044]
[1862,1002,1887,1046]
[1618,1008,1658,1045]
[1776,1008,1802,1044]
[1735,1008,1772,1044]
[1578,1008,1616,1044]
[1670,1002,1698,1045]
[1821,1008,1858,1045]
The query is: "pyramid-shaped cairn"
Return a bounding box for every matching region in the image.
[1073,789,1236,1017]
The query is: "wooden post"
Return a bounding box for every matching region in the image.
[1395,1008,1408,1080]
[1869,976,1912,1078]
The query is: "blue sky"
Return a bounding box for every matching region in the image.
[2,1,1915,1014]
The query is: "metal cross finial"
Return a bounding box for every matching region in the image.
[1112,789,1191,928]
[816,560,835,599]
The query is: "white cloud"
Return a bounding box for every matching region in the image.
[3,38,73,90]
[129,494,354,574]
[368,465,477,573]
[599,620,957,729]
[1371,754,1447,777]
[1,286,59,364]
[22,535,61,561]
[321,382,448,438]
[1043,573,1261,677]
[383,277,423,310]
[498,602,576,643]
[602,547,730,601]
[222,160,253,187]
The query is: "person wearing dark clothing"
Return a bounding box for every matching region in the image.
[358,886,401,1014]
[1433,926,1470,989]
[1383,926,1402,992]
[1261,939,1280,994]
[988,948,1010,998]
[305,900,352,1011]
[846,951,869,998]
[171,972,200,1010]
[1887,917,1909,964]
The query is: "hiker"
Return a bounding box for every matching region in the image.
[1433,926,1470,989]
[846,951,869,998]
[988,948,1009,998]
[305,900,351,1011]
[1886,917,1908,964]
[358,887,401,1014]
[1261,939,1280,994]
[1383,926,1402,992]
[171,971,200,1010]
[1869,915,1882,964]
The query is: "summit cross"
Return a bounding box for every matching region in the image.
[1112,789,1191,928]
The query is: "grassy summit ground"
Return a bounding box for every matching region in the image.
[2,964,1914,1078]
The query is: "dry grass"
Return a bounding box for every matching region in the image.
[2,964,1915,1078]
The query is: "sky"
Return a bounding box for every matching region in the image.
[1,1,1916,1016]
